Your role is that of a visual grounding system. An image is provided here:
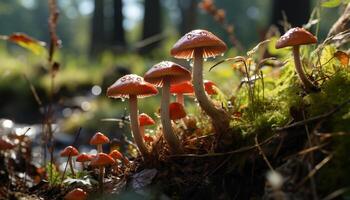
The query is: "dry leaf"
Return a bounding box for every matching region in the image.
[334,51,349,66]
[7,33,46,55]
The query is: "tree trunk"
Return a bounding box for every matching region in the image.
[139,0,162,54]
[90,0,106,56]
[112,0,126,49]
[271,0,310,33]
[178,0,197,35]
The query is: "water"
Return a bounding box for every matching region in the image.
[204,58,208,62]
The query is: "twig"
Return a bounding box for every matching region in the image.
[322,186,350,200]
[22,74,42,106]
[275,98,350,131]
[296,154,333,189]
[254,135,274,171]
[170,134,277,158]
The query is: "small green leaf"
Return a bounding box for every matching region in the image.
[321,0,341,8]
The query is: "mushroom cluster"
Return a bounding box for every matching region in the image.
[104,27,318,160]
[60,131,129,194]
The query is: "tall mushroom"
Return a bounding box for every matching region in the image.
[170,29,230,136]
[90,132,110,153]
[144,61,191,153]
[107,74,158,159]
[275,27,318,92]
[138,113,156,137]
[170,81,194,105]
[60,146,79,177]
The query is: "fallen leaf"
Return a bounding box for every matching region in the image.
[7,33,46,55]
[334,51,349,66]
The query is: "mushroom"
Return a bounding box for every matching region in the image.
[90,153,115,193]
[109,149,129,165]
[90,132,110,153]
[275,27,318,92]
[143,134,154,144]
[169,102,187,121]
[60,146,79,177]
[0,138,14,151]
[204,80,217,95]
[170,81,194,105]
[64,188,88,200]
[144,61,191,153]
[138,113,156,137]
[76,153,92,170]
[170,29,230,136]
[107,74,158,159]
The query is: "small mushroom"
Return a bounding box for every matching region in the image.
[170,81,194,105]
[90,132,110,153]
[204,80,217,95]
[0,138,14,151]
[169,102,187,121]
[144,61,191,153]
[275,27,318,92]
[138,113,156,137]
[60,146,79,177]
[76,153,92,170]
[109,149,129,164]
[64,188,88,200]
[143,134,154,143]
[171,29,230,136]
[107,74,158,159]
[90,153,115,193]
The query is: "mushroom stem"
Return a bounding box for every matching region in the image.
[81,162,85,170]
[292,46,318,92]
[161,79,183,153]
[97,144,102,153]
[68,157,75,177]
[99,166,104,193]
[193,48,230,135]
[129,95,149,158]
[176,94,185,105]
[140,126,145,137]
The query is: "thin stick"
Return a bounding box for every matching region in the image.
[254,135,274,171]
[296,154,333,188]
[275,98,350,131]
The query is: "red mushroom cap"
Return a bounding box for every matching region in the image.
[170,29,227,59]
[89,132,110,146]
[144,61,191,87]
[107,74,158,99]
[204,80,217,95]
[138,113,155,126]
[0,138,14,150]
[275,27,317,49]
[60,146,79,157]
[76,153,92,162]
[169,102,187,120]
[170,81,194,95]
[143,134,154,143]
[90,153,115,167]
[109,150,123,160]
[64,188,87,200]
